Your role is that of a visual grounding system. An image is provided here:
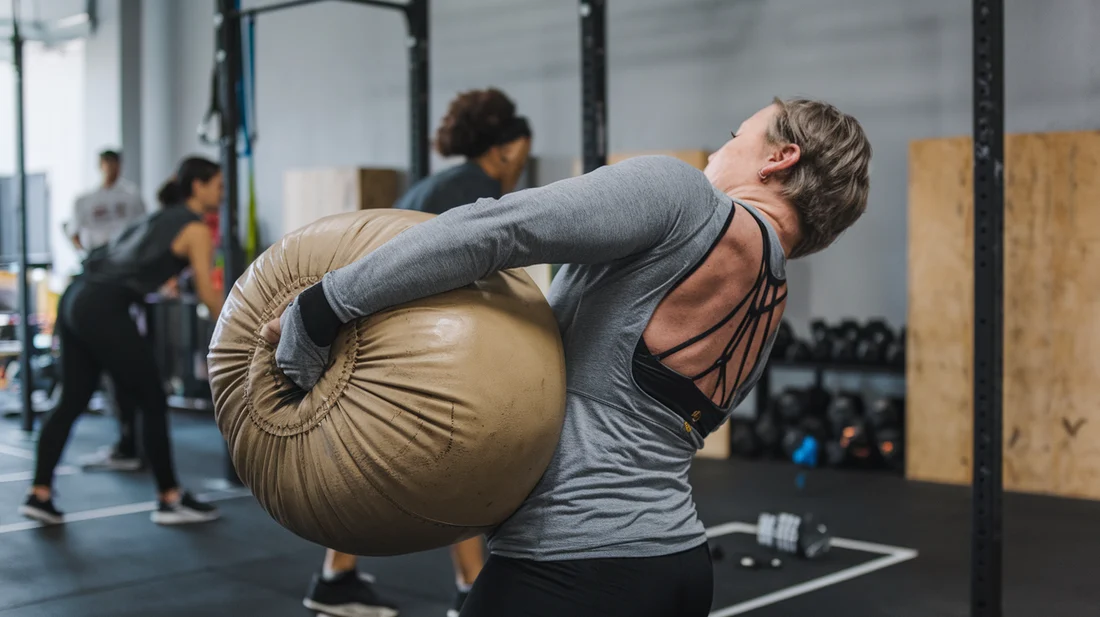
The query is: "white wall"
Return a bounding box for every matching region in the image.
[139,0,178,209]
[0,39,87,284]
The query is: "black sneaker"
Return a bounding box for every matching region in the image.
[303,570,400,617]
[150,491,220,525]
[446,590,469,617]
[79,445,144,472]
[19,493,64,525]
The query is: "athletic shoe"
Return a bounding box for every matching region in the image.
[78,445,144,472]
[446,590,469,617]
[19,493,64,525]
[150,491,220,525]
[303,569,400,617]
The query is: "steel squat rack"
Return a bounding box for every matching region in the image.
[7,1,1013,614]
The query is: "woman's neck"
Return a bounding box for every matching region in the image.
[724,187,801,258]
[473,155,502,182]
[184,199,206,216]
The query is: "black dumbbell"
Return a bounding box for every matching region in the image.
[825,391,865,437]
[843,422,876,467]
[730,420,760,458]
[831,319,862,363]
[784,338,812,362]
[875,426,904,472]
[809,320,833,360]
[775,386,832,425]
[770,320,794,360]
[757,511,832,560]
[774,387,806,425]
[781,424,808,461]
[866,396,904,432]
[754,410,783,458]
[823,439,847,467]
[855,319,896,365]
[826,403,876,468]
[835,319,861,342]
[884,325,906,367]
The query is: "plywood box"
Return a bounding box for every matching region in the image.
[907,130,1100,499]
[283,167,401,235]
[696,423,731,460]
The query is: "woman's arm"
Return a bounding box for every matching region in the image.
[180,222,225,321]
[276,155,712,389]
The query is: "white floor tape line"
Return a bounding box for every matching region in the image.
[704,520,919,617]
[0,443,36,460]
[0,487,254,535]
[0,465,78,484]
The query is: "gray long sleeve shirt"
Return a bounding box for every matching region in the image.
[276,154,786,560]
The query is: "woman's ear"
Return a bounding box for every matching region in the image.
[762,143,801,177]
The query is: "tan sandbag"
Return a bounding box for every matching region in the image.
[207,209,567,556]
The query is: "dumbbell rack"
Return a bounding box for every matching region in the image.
[754,359,905,419]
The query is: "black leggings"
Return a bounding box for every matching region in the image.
[103,374,140,458]
[34,280,178,493]
[459,543,713,617]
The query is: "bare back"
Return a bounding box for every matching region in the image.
[643,202,788,408]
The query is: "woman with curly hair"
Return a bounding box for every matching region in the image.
[396,87,532,215]
[301,87,531,617]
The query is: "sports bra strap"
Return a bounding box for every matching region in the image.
[636,199,789,415]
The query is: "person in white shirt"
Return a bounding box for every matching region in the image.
[66,150,147,254]
[64,150,148,472]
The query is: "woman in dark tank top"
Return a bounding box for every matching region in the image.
[21,157,228,527]
[395,87,532,216]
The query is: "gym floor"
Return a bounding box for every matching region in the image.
[0,412,1096,617]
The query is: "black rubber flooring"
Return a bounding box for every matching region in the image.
[1,411,1097,617]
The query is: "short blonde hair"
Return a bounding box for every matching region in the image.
[767,98,872,258]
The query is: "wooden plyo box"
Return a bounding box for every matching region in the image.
[283,167,401,235]
[907,131,1100,499]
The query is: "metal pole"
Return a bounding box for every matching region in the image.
[405,0,430,183]
[215,0,244,485]
[233,0,405,18]
[579,0,607,174]
[12,7,35,434]
[970,0,1004,615]
[234,0,325,18]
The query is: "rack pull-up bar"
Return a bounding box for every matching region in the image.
[233,0,407,19]
[214,0,244,484]
[579,0,607,174]
[970,0,1004,615]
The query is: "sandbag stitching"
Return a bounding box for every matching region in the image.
[239,275,353,437]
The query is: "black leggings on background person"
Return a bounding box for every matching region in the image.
[33,279,178,492]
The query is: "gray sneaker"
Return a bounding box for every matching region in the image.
[151,491,220,525]
[79,446,144,472]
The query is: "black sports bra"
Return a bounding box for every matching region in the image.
[632,203,787,438]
